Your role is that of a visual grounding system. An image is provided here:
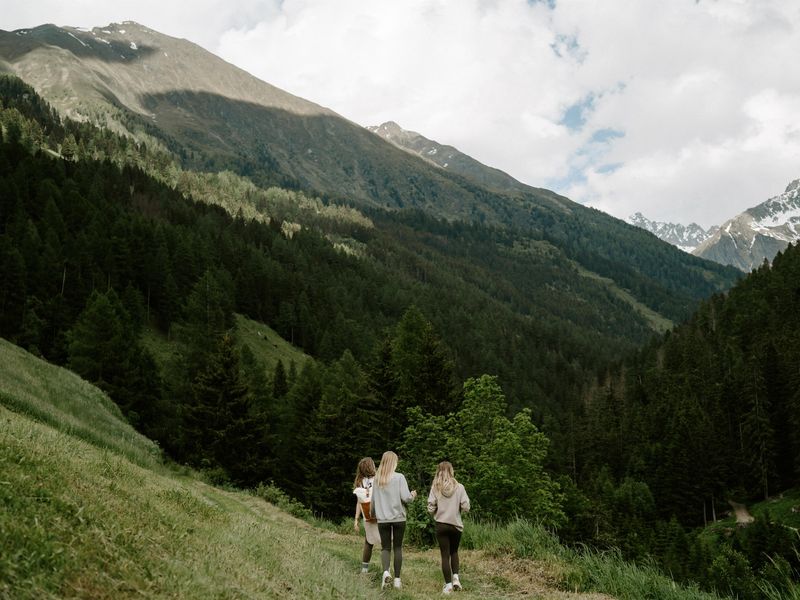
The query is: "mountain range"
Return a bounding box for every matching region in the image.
[0,21,743,417]
[629,180,800,271]
[627,212,717,254]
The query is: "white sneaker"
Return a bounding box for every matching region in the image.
[442,582,454,595]
[452,574,462,591]
[393,578,402,589]
[360,567,369,574]
[381,571,392,589]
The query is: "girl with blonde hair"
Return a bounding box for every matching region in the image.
[370,451,417,590]
[427,461,470,594]
[353,457,379,573]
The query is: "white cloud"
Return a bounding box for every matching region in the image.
[5,0,800,226]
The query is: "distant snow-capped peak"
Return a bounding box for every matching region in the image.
[692,178,800,271]
[628,212,717,253]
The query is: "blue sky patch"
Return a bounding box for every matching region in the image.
[560,94,595,132]
[596,162,623,174]
[590,128,625,143]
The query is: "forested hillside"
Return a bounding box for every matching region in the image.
[0,77,567,512]
[570,242,800,598]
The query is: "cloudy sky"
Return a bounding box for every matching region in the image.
[5,0,800,226]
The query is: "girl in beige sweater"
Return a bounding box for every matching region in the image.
[427,461,470,594]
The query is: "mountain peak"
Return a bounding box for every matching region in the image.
[369,121,405,136]
[693,177,800,270]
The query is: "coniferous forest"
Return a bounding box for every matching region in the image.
[1,75,799,598]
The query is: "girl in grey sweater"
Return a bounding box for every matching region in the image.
[370,451,417,590]
[427,461,470,594]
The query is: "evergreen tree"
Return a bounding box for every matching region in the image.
[305,350,380,515]
[272,359,288,399]
[740,353,776,500]
[0,236,26,338]
[66,289,129,390]
[186,333,266,484]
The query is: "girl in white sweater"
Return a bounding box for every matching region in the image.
[370,451,417,589]
[427,461,470,594]
[352,457,379,574]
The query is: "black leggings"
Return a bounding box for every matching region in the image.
[435,522,462,583]
[362,540,373,563]
[378,521,406,577]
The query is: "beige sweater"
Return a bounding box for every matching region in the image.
[427,482,470,530]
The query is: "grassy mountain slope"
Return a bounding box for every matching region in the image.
[0,22,740,329]
[141,313,311,375]
[1,338,724,600]
[0,337,159,468]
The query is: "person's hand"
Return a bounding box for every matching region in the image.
[410,490,417,500]
[353,519,360,533]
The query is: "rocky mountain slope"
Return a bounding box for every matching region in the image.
[628,213,717,253]
[367,120,526,194]
[692,179,800,271]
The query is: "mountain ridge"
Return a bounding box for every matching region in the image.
[367,120,528,194]
[627,212,717,253]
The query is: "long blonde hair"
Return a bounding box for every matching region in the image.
[431,461,457,497]
[353,457,376,489]
[375,451,398,488]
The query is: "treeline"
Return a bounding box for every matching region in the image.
[570,244,800,597]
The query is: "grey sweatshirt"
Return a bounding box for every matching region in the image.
[370,472,414,522]
[427,483,470,530]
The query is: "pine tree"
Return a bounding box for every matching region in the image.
[0,236,26,339]
[66,289,129,390]
[187,333,265,484]
[305,350,379,515]
[272,359,288,399]
[740,353,776,499]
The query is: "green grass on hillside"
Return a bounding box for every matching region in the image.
[575,265,674,334]
[703,490,800,537]
[0,338,159,469]
[233,314,311,371]
[141,313,310,376]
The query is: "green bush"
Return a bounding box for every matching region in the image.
[255,483,313,521]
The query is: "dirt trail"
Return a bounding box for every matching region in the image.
[729,500,755,525]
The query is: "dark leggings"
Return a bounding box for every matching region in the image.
[362,541,373,563]
[378,521,406,577]
[435,522,462,583]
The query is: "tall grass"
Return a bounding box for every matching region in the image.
[462,518,724,600]
[0,338,160,468]
[0,405,380,599]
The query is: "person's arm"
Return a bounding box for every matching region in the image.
[460,485,471,513]
[427,487,437,515]
[354,499,362,532]
[399,474,416,504]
